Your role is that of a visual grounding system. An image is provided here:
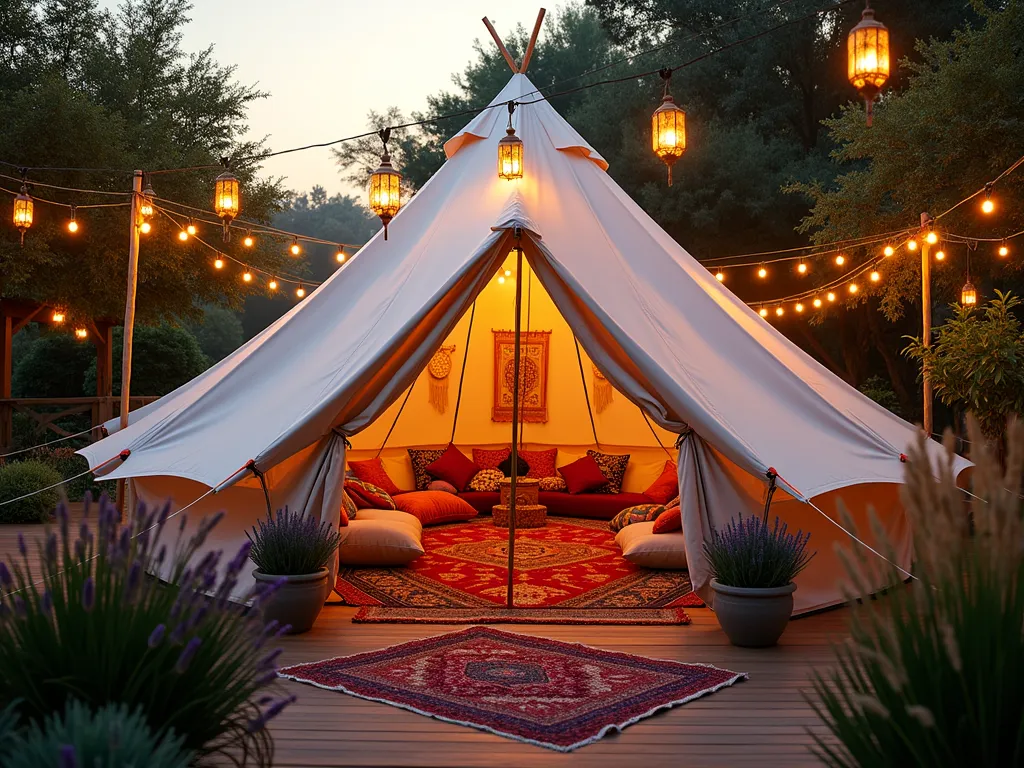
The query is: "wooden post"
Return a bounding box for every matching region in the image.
[506,240,523,609]
[94,321,113,432]
[0,310,12,451]
[920,212,933,437]
[483,17,519,73]
[519,8,546,73]
[118,171,143,518]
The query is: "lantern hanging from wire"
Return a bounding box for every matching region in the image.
[214,160,241,242]
[497,101,524,180]
[847,1,890,126]
[961,250,977,306]
[13,185,33,245]
[369,128,402,240]
[651,68,686,186]
[139,178,155,220]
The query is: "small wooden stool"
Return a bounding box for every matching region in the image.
[494,477,547,528]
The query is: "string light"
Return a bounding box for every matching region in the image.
[759,307,769,318]
[242,271,253,283]
[775,306,784,317]
[813,298,823,308]
[243,231,254,247]
[795,302,804,313]
[52,310,65,324]
[926,230,938,245]
[187,220,197,236]
[504,269,512,277]
[268,278,278,291]
[296,285,306,298]
[935,249,945,261]
[74,327,88,340]
[213,258,224,269]
[178,228,189,241]
[870,270,881,282]
[981,183,995,214]
[335,247,346,263]
[835,254,846,266]
[827,292,837,302]
[907,238,918,251]
[289,239,300,256]
[140,221,151,234]
[498,275,506,284]
[998,241,1009,257]
[849,283,859,294]
[797,260,808,274]
[67,206,78,233]
[714,270,725,282]
[757,264,768,279]
[883,244,894,257]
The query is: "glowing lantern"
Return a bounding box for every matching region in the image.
[651,69,686,186]
[214,168,240,241]
[369,128,402,240]
[961,279,977,306]
[848,2,890,126]
[139,181,155,219]
[13,186,33,244]
[497,101,524,180]
[74,327,88,340]
[52,310,65,324]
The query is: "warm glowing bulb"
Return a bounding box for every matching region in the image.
[296,286,306,298]
[907,239,918,251]
[714,270,725,282]
[827,292,836,302]
[797,261,808,274]
[757,266,767,279]
[290,241,300,256]
[187,223,197,235]
[813,298,822,308]
[998,243,1009,257]
[795,303,804,313]
[835,254,846,266]
[504,269,512,277]
[52,311,65,324]
[140,221,151,234]
[935,250,945,261]
[981,198,994,214]
[849,283,859,294]
[926,231,938,245]
[775,307,784,317]
[870,270,881,282]
[242,271,253,283]
[497,275,506,284]
[336,249,346,263]
[268,279,278,291]
[243,234,254,247]
[883,245,894,257]
[74,327,87,340]
[214,258,224,269]
[67,219,78,233]
[178,230,188,241]
[759,307,769,318]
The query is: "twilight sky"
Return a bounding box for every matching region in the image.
[144,1,547,198]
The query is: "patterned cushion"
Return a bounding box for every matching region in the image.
[472,447,511,470]
[652,506,682,534]
[347,457,402,497]
[344,479,397,510]
[467,468,504,492]
[587,450,630,494]
[520,448,557,479]
[609,503,666,533]
[428,480,458,494]
[538,475,567,492]
[340,490,357,525]
[408,448,446,491]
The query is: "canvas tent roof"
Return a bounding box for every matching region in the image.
[80,73,969,613]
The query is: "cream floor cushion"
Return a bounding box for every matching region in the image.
[338,509,424,566]
[615,522,688,569]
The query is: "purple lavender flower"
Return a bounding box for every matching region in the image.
[81,577,95,612]
[79,521,89,542]
[254,619,280,649]
[13,595,26,617]
[124,560,142,604]
[0,562,12,589]
[41,590,53,614]
[74,539,85,561]
[83,490,93,517]
[258,648,283,669]
[17,533,26,558]
[174,637,202,673]
[44,533,58,567]
[148,624,167,648]
[246,695,296,733]
[254,669,279,687]
[59,744,77,768]
[56,502,69,541]
[274,623,292,638]
[227,541,253,576]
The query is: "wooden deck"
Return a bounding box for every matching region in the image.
[2,513,848,767]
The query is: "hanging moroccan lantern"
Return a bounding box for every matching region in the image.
[497,101,524,180]
[139,179,155,219]
[960,279,977,306]
[214,163,241,242]
[847,1,890,126]
[13,186,33,245]
[368,128,402,240]
[651,68,686,186]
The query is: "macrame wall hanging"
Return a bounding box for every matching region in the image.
[592,363,613,413]
[427,345,456,414]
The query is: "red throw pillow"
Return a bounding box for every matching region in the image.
[652,506,682,534]
[644,461,679,505]
[558,455,609,494]
[347,457,402,496]
[393,491,479,526]
[425,444,480,492]
[344,479,397,510]
[520,448,557,479]
[472,446,510,470]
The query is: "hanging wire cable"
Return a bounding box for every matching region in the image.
[0,426,103,458]
[0,186,130,209]
[0,172,132,196]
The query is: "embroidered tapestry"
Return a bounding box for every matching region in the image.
[492,330,550,423]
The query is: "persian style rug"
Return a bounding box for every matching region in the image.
[280,627,745,751]
[491,329,550,422]
[336,516,703,625]
[352,606,692,625]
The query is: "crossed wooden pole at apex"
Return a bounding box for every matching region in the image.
[483,8,546,74]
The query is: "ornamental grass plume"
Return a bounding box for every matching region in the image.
[0,493,295,766]
[811,417,1024,767]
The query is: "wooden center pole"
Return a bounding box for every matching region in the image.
[506,242,523,609]
[117,170,143,520]
[920,212,933,437]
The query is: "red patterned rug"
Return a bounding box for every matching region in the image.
[337,516,703,624]
[279,626,745,751]
[352,606,692,625]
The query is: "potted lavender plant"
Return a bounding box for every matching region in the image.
[247,507,341,634]
[705,514,815,647]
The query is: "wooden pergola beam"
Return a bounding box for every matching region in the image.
[482,17,518,73]
[519,8,546,73]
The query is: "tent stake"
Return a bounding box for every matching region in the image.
[506,239,524,609]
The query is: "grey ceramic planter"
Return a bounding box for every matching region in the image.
[253,568,329,635]
[710,579,797,648]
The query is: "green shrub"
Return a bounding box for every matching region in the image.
[248,506,341,575]
[3,699,191,768]
[0,494,295,765]
[811,419,1024,767]
[17,446,114,502]
[703,514,815,588]
[0,460,62,523]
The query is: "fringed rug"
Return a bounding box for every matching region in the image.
[337,516,703,625]
[352,606,691,625]
[279,626,745,752]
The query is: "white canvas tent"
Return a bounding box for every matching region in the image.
[80,71,969,615]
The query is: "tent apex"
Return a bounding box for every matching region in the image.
[482,9,546,74]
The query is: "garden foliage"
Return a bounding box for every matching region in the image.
[0,460,61,524]
[247,506,341,576]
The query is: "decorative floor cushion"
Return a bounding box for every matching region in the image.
[426,444,480,491]
[467,468,504,492]
[338,515,424,566]
[644,460,679,505]
[587,450,630,494]
[428,480,458,494]
[341,490,357,525]
[558,454,608,494]
[616,522,688,569]
[408,448,446,491]
[652,506,682,534]
[609,503,666,533]
[347,457,403,497]
[497,452,530,478]
[355,508,423,536]
[394,491,479,526]
[472,446,510,470]
[344,479,397,510]
[520,448,557,479]
[538,475,567,492]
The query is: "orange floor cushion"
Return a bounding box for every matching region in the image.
[394,491,479,526]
